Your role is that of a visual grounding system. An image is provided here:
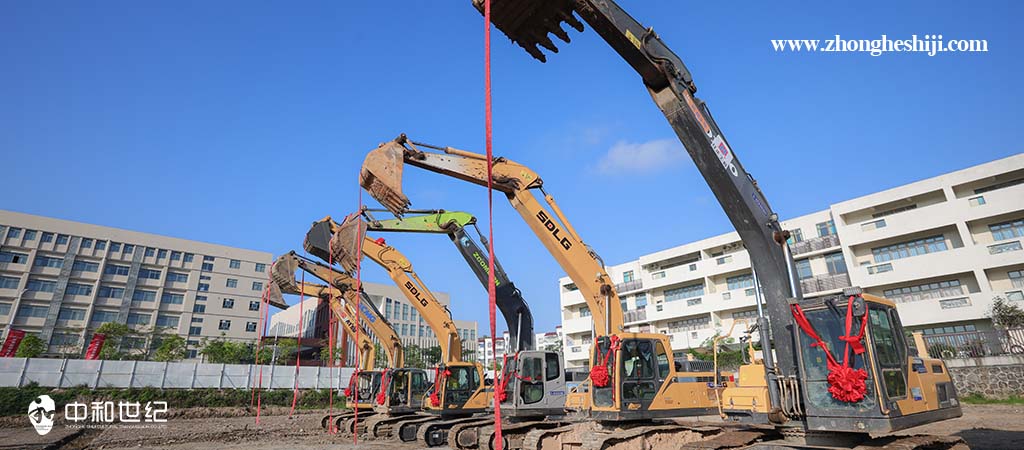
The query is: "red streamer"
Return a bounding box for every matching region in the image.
[483,1,503,447]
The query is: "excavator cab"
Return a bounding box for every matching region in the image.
[789,293,961,434]
[377,368,431,414]
[348,370,383,408]
[425,361,490,417]
[497,350,568,417]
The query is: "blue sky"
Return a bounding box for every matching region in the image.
[1,1,1020,337]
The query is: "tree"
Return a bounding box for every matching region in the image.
[153,335,187,362]
[989,296,1024,329]
[15,334,46,358]
[200,334,256,364]
[94,323,138,360]
[405,344,424,368]
[423,346,442,367]
[273,339,298,365]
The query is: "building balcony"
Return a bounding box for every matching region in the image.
[560,289,586,307]
[562,316,592,334]
[791,234,841,256]
[894,292,992,327]
[623,308,647,324]
[615,279,643,294]
[799,273,852,295]
[852,239,1024,288]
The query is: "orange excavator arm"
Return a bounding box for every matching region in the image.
[304,216,464,364]
[359,134,623,337]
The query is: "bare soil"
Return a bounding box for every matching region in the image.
[0,404,1020,450]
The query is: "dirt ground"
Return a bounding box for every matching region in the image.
[0,404,1021,450]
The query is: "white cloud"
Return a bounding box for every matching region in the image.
[595,139,684,174]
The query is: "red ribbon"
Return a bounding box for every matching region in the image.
[790,296,869,403]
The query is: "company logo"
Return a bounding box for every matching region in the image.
[358,302,377,323]
[404,281,430,307]
[535,211,572,250]
[28,395,55,435]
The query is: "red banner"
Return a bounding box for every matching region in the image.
[0,329,26,357]
[84,333,106,360]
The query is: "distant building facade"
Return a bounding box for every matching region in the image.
[0,210,272,360]
[559,154,1024,368]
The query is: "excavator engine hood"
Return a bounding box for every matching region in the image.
[473,0,582,62]
[328,214,368,274]
[360,140,411,216]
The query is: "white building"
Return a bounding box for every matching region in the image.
[535,326,563,352]
[559,154,1024,368]
[477,332,509,368]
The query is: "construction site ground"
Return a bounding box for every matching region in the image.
[2,404,1022,450]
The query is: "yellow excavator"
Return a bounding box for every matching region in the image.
[268,251,427,434]
[304,216,491,444]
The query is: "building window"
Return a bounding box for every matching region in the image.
[246,321,257,332]
[138,268,162,280]
[167,272,189,283]
[0,303,12,316]
[722,292,731,300]
[727,274,754,290]
[6,228,21,238]
[98,286,125,298]
[198,283,210,292]
[193,304,206,313]
[191,317,204,323]
[733,309,759,320]
[189,326,202,336]
[974,177,1024,195]
[795,259,813,280]
[969,196,986,207]
[157,249,167,259]
[787,229,804,244]
[622,270,634,283]
[1010,270,1024,289]
[26,279,58,292]
[56,234,69,245]
[402,304,409,321]
[109,242,121,252]
[170,251,181,260]
[204,256,215,262]
[41,232,54,243]
[824,252,847,275]
[104,264,130,276]
[990,219,1024,241]
[580,306,591,317]
[16,305,49,319]
[90,310,119,324]
[218,320,231,330]
[861,219,886,231]
[156,315,180,328]
[687,298,702,306]
[249,301,260,311]
[24,230,37,241]
[252,281,263,291]
[122,243,133,253]
[939,298,971,309]
[816,220,836,237]
[0,276,19,289]
[145,247,155,257]
[161,293,184,304]
[81,238,93,248]
[95,240,106,250]
[0,251,29,264]
[884,279,963,304]
[226,278,238,288]
[872,235,948,263]
[33,256,64,268]
[652,271,666,279]
[184,253,194,263]
[72,261,99,272]
[1006,291,1024,302]
[255,263,266,272]
[58,308,86,321]
[716,255,733,265]
[666,316,710,331]
[195,295,207,302]
[66,283,93,296]
[990,241,1023,254]
[230,259,241,269]
[132,290,157,302]
[223,298,235,309]
[635,293,647,310]
[127,313,151,326]
[665,283,704,302]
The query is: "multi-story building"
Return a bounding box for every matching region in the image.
[535,326,563,352]
[267,280,479,367]
[477,332,509,368]
[0,210,272,360]
[559,154,1024,367]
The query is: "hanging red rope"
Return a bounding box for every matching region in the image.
[482,1,503,448]
[327,298,337,434]
[290,271,306,417]
[352,191,365,446]
[254,273,272,425]
[790,296,869,403]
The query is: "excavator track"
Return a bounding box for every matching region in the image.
[359,412,433,440]
[450,418,573,450]
[412,416,492,447]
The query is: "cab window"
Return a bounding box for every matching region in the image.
[870,306,907,399]
[545,353,561,381]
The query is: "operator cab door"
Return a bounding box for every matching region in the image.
[410,370,429,409]
[619,339,662,411]
[868,304,909,411]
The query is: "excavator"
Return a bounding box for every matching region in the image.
[267,251,428,434]
[304,215,491,445]
[353,207,577,448]
[351,1,966,448]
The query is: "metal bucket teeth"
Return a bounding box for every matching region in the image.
[473,0,582,62]
[329,214,367,273]
[360,141,411,216]
[270,254,300,294]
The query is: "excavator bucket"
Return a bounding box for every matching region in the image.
[473,0,583,62]
[304,219,335,264]
[329,214,367,274]
[270,254,300,294]
[360,141,412,216]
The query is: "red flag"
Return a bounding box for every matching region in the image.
[84,333,106,360]
[0,329,26,357]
